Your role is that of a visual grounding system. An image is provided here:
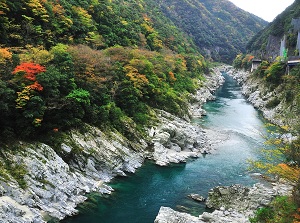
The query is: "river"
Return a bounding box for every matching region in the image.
[61,73,273,223]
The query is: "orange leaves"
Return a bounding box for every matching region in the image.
[293,208,300,223]
[52,3,65,15]
[248,55,255,62]
[168,71,177,82]
[274,163,300,183]
[125,65,149,90]
[12,62,46,82]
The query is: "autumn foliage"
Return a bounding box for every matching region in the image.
[12,62,45,92]
[12,62,46,82]
[274,163,300,183]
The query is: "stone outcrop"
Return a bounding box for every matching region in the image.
[0,69,224,222]
[206,181,293,211]
[150,110,210,166]
[155,180,293,223]
[188,194,206,202]
[149,70,224,166]
[155,207,200,223]
[0,127,146,222]
[189,70,225,118]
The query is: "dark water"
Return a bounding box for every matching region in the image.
[61,73,272,223]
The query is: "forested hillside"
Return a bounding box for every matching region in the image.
[247,0,300,55]
[0,0,197,52]
[157,0,267,63]
[0,0,209,142]
[0,0,266,142]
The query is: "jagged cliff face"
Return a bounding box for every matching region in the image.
[0,127,147,222]
[156,0,267,63]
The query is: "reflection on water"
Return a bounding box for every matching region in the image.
[61,73,273,223]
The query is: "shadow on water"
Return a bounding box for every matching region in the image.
[61,73,278,223]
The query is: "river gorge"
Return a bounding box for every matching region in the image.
[61,72,280,223]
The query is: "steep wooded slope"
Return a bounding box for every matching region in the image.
[0,0,266,141]
[156,0,267,63]
[247,0,300,55]
[0,0,266,62]
[0,0,199,53]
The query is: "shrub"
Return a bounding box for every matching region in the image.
[250,196,297,223]
[265,62,286,85]
[265,98,281,109]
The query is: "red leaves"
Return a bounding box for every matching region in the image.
[12,62,46,81]
[29,81,43,91]
[12,62,45,91]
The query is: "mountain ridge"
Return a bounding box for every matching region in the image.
[152,0,267,62]
[0,0,267,62]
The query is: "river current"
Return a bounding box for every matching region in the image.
[61,73,272,223]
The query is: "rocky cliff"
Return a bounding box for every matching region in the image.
[0,69,224,222]
[155,180,293,223]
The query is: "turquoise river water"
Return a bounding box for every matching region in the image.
[61,73,273,223]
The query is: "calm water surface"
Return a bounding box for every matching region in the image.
[61,73,272,223]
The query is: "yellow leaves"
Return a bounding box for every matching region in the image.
[19,46,54,65]
[197,59,203,67]
[0,48,12,63]
[32,118,42,127]
[16,87,32,109]
[143,14,152,23]
[281,125,289,131]
[71,6,96,31]
[107,5,113,12]
[141,14,155,33]
[247,160,274,172]
[125,65,149,90]
[271,163,300,183]
[26,0,49,22]
[121,20,128,26]
[250,160,300,183]
[141,23,154,33]
[0,1,9,15]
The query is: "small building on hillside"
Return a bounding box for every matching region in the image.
[251,59,262,72]
[287,56,300,74]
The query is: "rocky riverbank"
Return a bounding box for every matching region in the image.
[151,70,225,166]
[0,68,224,222]
[224,66,298,131]
[155,180,293,223]
[153,65,296,223]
